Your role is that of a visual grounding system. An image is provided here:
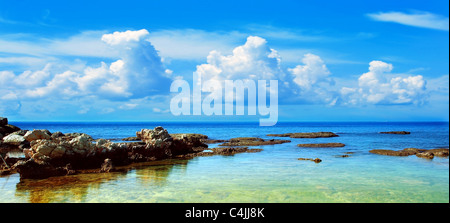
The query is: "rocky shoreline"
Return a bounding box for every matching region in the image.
[1,118,267,179]
[1,116,449,179]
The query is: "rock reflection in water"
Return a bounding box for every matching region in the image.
[15,172,127,203]
[14,159,189,203]
[133,159,188,187]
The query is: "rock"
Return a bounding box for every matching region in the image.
[334,154,350,158]
[121,136,140,141]
[0,117,7,126]
[65,133,93,140]
[12,159,66,179]
[170,133,208,140]
[268,132,338,138]
[99,158,114,173]
[202,139,228,144]
[369,148,428,157]
[170,133,208,148]
[9,130,28,136]
[0,124,21,136]
[380,131,411,135]
[220,137,290,146]
[61,163,76,175]
[297,143,345,148]
[2,134,26,145]
[180,147,263,158]
[136,126,173,146]
[416,152,434,159]
[298,158,322,163]
[428,148,449,157]
[369,149,416,156]
[51,131,65,138]
[23,129,51,142]
[0,142,20,154]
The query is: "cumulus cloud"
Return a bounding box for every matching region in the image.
[193,36,285,106]
[0,29,171,103]
[197,36,283,82]
[0,29,175,119]
[341,60,427,105]
[287,53,338,105]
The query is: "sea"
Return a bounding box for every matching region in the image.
[0,121,448,203]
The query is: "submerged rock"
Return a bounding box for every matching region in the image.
[180,147,263,158]
[202,139,228,144]
[220,137,290,146]
[268,132,338,138]
[298,158,322,163]
[297,143,345,148]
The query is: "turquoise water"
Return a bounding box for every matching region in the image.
[1,122,448,203]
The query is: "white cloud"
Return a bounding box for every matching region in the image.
[101,29,150,46]
[341,60,427,105]
[287,53,338,105]
[367,11,449,31]
[0,29,171,103]
[197,36,284,82]
[0,31,118,59]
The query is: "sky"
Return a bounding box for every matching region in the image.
[0,0,448,122]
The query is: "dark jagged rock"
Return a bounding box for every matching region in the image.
[298,158,322,163]
[220,137,290,146]
[0,117,7,126]
[51,131,65,139]
[12,159,67,179]
[268,132,338,138]
[380,131,411,135]
[297,143,345,148]
[170,133,208,148]
[0,124,22,138]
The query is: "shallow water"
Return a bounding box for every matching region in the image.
[1,122,448,203]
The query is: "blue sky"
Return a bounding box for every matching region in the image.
[0,0,448,122]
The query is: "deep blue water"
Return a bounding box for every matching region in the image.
[1,121,448,203]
